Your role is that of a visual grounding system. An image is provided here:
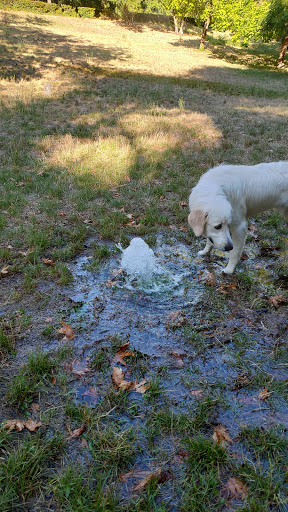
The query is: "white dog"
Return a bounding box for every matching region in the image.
[188,162,288,274]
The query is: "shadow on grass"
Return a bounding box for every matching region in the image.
[171,35,283,70]
[0,11,130,80]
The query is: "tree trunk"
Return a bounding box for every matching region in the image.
[47,0,51,3]
[173,14,179,34]
[278,32,288,68]
[179,18,185,35]
[200,12,211,50]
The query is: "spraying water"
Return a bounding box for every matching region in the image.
[121,238,158,280]
[119,237,183,293]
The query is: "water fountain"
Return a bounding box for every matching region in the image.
[119,237,182,293]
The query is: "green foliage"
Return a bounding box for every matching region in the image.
[154,0,205,27]
[0,0,95,18]
[261,0,288,40]
[211,0,269,45]
[166,0,205,19]
[114,0,142,20]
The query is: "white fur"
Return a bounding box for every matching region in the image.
[188,162,288,274]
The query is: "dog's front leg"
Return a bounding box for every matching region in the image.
[223,222,247,274]
[198,239,213,256]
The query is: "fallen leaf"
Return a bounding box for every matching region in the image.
[212,425,233,446]
[190,389,204,398]
[1,419,41,432]
[223,477,248,499]
[80,438,89,449]
[112,368,148,394]
[18,248,33,257]
[133,378,149,394]
[67,424,86,440]
[106,279,118,288]
[112,343,135,366]
[167,311,186,328]
[58,321,75,342]
[44,317,53,323]
[204,271,215,286]
[1,265,11,275]
[69,360,90,378]
[217,283,237,294]
[179,201,188,208]
[112,367,134,391]
[82,387,99,404]
[42,258,56,266]
[30,403,39,414]
[269,294,287,307]
[59,211,67,216]
[133,468,162,492]
[171,350,185,368]
[23,419,42,432]
[248,223,258,239]
[258,387,271,400]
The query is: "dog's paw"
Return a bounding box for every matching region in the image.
[222,266,235,275]
[198,249,210,257]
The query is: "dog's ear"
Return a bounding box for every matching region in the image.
[188,210,207,236]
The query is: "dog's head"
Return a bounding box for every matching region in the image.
[188,198,233,252]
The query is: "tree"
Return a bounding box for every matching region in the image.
[261,0,288,67]
[200,0,269,49]
[114,0,142,22]
[156,0,206,34]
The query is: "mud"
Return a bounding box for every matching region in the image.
[1,233,287,435]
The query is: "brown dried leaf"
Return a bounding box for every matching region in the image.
[248,223,258,239]
[1,265,11,275]
[70,360,90,378]
[217,283,237,294]
[42,258,56,266]
[133,468,162,493]
[204,271,215,286]
[58,321,75,341]
[1,419,41,432]
[223,477,248,499]
[112,367,134,391]
[190,389,204,398]
[269,294,287,307]
[133,378,149,394]
[258,387,271,400]
[23,419,42,432]
[82,387,99,404]
[112,343,135,366]
[30,403,39,414]
[80,437,89,449]
[212,425,233,446]
[67,424,86,440]
[106,279,118,288]
[167,311,186,328]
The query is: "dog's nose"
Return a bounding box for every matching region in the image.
[225,242,233,252]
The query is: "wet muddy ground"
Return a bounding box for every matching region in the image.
[1,230,288,510]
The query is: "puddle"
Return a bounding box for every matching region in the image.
[60,234,288,435]
[67,236,203,361]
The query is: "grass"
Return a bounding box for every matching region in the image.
[6,351,56,408]
[1,7,288,512]
[0,431,65,512]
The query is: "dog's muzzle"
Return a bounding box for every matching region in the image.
[225,241,233,252]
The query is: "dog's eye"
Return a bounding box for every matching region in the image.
[214,224,222,230]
